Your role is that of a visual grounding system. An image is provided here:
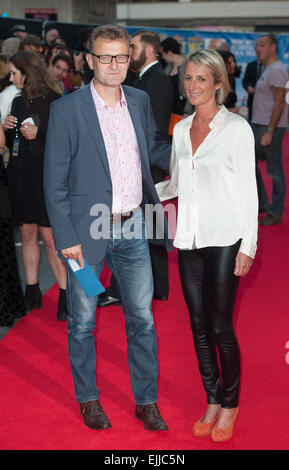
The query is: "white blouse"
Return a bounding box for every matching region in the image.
[156,106,258,258]
[0,85,20,123]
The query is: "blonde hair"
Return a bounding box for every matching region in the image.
[185,48,230,106]
[0,54,10,79]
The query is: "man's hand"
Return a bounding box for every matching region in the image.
[61,244,84,268]
[234,252,253,277]
[262,86,285,147]
[260,130,273,147]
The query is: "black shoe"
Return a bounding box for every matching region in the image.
[97,292,122,307]
[260,214,282,226]
[57,309,68,321]
[258,205,270,213]
[15,310,26,319]
[80,400,112,430]
[153,294,168,301]
[57,288,68,321]
[24,283,42,313]
[135,403,169,431]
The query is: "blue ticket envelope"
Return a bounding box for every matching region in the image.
[66,258,105,298]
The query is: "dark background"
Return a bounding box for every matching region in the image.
[0,17,100,49]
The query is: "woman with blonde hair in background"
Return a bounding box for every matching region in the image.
[4,51,68,321]
[156,49,258,442]
[0,54,20,124]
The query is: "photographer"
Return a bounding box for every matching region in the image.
[72,27,94,84]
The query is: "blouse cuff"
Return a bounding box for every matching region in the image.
[155,180,178,202]
[239,239,257,259]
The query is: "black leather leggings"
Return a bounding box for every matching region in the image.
[178,240,241,409]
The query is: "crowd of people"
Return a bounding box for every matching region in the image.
[0,22,287,442]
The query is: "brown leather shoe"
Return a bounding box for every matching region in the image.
[135,403,169,431]
[80,400,112,430]
[260,214,282,226]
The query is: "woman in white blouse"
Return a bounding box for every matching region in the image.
[156,49,258,442]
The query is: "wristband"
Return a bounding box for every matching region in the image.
[267,127,273,134]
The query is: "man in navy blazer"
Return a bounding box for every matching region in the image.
[44,25,172,431]
[242,59,264,122]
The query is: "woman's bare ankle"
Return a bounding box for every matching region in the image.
[200,404,221,423]
[216,407,237,429]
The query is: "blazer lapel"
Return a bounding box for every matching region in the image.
[124,88,150,178]
[80,85,111,180]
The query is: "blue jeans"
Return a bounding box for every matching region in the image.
[252,124,286,216]
[66,208,158,405]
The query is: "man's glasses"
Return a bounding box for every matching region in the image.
[89,52,130,64]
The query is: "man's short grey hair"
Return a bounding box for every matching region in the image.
[89,24,130,51]
[260,33,278,52]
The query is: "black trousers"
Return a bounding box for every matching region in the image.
[178,240,241,409]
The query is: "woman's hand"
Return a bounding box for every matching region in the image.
[20,123,38,140]
[3,114,17,131]
[234,252,253,276]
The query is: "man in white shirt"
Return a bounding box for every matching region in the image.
[251,33,288,226]
[129,30,174,145]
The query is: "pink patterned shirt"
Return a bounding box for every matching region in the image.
[90,81,142,214]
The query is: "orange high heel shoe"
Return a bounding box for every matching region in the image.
[193,413,219,437]
[211,407,239,442]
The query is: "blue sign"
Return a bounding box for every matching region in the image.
[127,26,289,109]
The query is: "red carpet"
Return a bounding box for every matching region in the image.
[1,134,289,450]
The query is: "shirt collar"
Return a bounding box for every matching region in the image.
[208,105,228,129]
[90,80,127,110]
[139,61,159,78]
[185,105,228,129]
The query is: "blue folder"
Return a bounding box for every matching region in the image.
[66,258,105,298]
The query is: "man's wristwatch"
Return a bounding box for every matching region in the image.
[267,127,273,134]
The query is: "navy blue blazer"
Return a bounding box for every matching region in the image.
[44,83,173,265]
